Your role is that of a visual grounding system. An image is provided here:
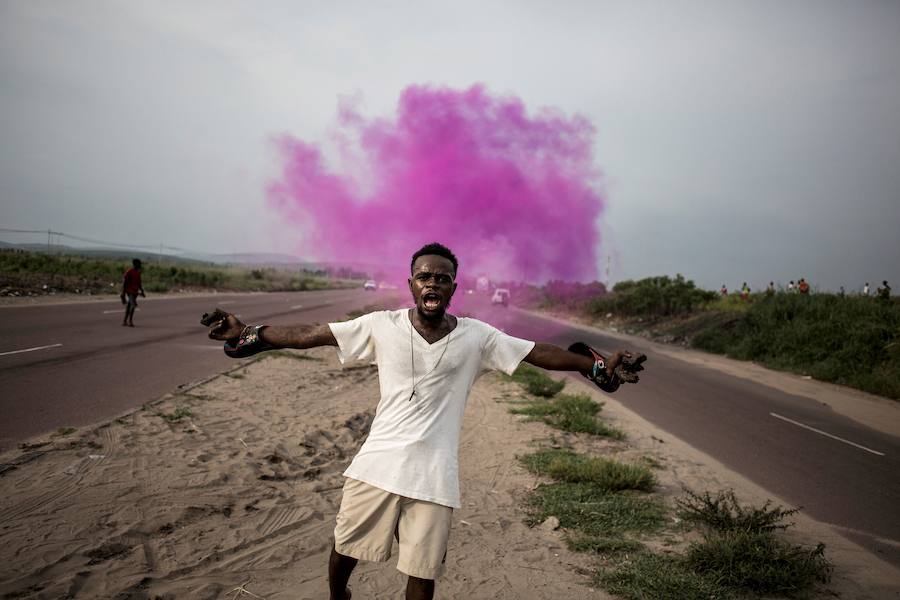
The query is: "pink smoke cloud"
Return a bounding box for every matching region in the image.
[267,84,606,282]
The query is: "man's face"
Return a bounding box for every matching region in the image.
[409,255,457,321]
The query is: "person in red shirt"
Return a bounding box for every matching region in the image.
[120,258,145,327]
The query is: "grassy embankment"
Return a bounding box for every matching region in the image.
[531,275,900,400]
[0,251,360,296]
[504,364,832,599]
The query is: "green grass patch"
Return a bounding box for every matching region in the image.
[520,449,655,492]
[510,393,624,438]
[597,552,732,600]
[505,363,566,397]
[687,531,831,597]
[158,407,193,422]
[527,482,666,537]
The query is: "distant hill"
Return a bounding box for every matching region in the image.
[0,241,388,275]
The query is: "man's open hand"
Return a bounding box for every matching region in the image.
[202,308,245,341]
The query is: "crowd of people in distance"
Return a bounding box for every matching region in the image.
[719,279,891,300]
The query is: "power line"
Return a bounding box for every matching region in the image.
[0,227,192,254]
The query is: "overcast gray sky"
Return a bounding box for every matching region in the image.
[2,0,899,291]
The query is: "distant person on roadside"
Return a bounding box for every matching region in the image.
[878,280,891,300]
[798,278,810,295]
[863,282,870,296]
[720,284,728,297]
[740,282,750,301]
[765,281,775,297]
[121,258,145,327]
[787,280,795,294]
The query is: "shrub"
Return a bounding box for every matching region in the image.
[686,531,831,596]
[676,489,798,534]
[588,274,717,319]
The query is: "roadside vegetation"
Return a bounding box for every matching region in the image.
[0,250,360,297]
[526,274,900,400]
[504,364,623,438]
[504,363,832,599]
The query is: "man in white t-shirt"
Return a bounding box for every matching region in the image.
[204,243,642,600]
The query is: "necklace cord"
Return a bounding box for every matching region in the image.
[409,315,453,401]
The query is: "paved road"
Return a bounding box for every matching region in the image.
[0,288,375,452]
[3,291,899,567]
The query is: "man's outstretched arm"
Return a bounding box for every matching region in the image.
[524,342,644,393]
[204,308,337,352]
[524,342,619,377]
[260,323,337,348]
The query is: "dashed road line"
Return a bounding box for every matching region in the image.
[0,343,63,357]
[770,412,885,457]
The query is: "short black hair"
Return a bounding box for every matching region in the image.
[411,243,458,275]
[133,258,142,268]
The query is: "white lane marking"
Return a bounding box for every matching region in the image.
[291,304,304,309]
[218,301,236,306]
[0,343,63,357]
[101,308,141,314]
[770,412,885,457]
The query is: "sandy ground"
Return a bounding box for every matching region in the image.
[1,344,898,598]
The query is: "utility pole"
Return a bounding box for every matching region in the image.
[605,255,611,292]
[47,228,51,252]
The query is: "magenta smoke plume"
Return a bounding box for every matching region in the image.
[267,84,606,282]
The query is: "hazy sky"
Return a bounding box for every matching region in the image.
[2,1,899,290]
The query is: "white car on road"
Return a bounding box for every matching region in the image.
[491,288,510,307]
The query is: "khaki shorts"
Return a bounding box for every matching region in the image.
[333,478,453,580]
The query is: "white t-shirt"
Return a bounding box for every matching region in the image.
[328,309,535,508]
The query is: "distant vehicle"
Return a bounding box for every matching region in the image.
[363,280,377,291]
[491,288,510,307]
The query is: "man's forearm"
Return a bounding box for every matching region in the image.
[524,342,595,373]
[260,323,337,349]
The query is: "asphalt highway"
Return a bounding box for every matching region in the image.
[0,288,373,452]
[2,290,898,567]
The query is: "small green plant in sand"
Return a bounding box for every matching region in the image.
[158,407,193,423]
[505,363,566,397]
[676,488,798,534]
[520,449,655,492]
[597,552,731,600]
[520,449,664,554]
[226,372,246,379]
[510,393,624,439]
[686,530,831,597]
[53,426,76,437]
